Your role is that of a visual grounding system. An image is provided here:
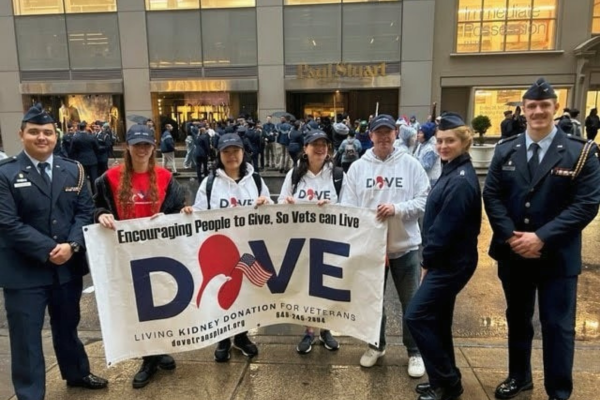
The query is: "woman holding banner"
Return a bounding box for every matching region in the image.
[405,112,481,400]
[93,124,191,389]
[192,133,272,362]
[278,130,345,354]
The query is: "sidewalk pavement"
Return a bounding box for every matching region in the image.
[1,328,599,400]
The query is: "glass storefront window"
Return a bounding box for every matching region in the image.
[201,0,255,8]
[456,0,557,53]
[66,14,121,69]
[13,0,116,14]
[586,90,600,116]
[284,5,341,64]
[474,87,568,135]
[15,16,69,70]
[13,0,64,15]
[147,11,202,68]
[285,0,398,4]
[201,9,257,66]
[64,0,116,13]
[342,3,401,62]
[145,0,199,10]
[593,1,600,34]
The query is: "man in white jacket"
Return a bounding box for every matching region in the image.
[342,114,429,378]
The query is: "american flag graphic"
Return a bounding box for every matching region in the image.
[235,253,273,287]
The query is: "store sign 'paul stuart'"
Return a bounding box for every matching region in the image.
[297,63,387,80]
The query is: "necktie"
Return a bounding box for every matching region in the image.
[38,162,50,188]
[528,143,540,180]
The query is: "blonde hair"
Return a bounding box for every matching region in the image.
[451,126,474,153]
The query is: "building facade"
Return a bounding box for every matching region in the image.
[0,0,434,154]
[1,0,599,154]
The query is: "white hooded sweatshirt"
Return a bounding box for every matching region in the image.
[278,164,346,204]
[342,148,429,258]
[193,163,272,210]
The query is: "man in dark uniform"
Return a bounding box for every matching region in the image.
[69,121,100,193]
[500,110,514,138]
[0,104,108,400]
[483,78,600,400]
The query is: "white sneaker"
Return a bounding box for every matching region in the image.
[360,348,386,368]
[408,355,425,378]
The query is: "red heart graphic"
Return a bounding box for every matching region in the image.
[196,234,243,309]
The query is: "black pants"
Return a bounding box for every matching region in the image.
[405,265,475,390]
[498,261,577,400]
[4,277,90,400]
[83,164,98,194]
[195,156,208,182]
[98,161,108,177]
[586,129,598,142]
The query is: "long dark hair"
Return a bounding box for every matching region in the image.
[294,148,333,185]
[213,150,248,178]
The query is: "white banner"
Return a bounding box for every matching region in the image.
[84,204,387,366]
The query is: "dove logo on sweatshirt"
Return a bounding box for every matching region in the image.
[366,176,403,189]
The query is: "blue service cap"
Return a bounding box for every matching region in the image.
[523,77,557,101]
[22,103,54,125]
[438,112,466,130]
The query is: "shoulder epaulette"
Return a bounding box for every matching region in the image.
[0,156,17,167]
[566,134,588,144]
[496,134,520,145]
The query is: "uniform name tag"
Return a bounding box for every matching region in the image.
[502,166,516,171]
[14,182,32,188]
[64,187,79,192]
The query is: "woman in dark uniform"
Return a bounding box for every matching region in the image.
[405,112,482,400]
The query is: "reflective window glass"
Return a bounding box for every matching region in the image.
[474,88,568,135]
[456,0,557,53]
[12,0,64,15]
[64,0,117,13]
[147,11,202,68]
[66,14,121,69]
[201,9,257,66]
[285,0,340,4]
[593,0,600,34]
[15,16,69,70]
[145,0,199,10]
[200,0,255,8]
[342,3,401,62]
[284,5,341,64]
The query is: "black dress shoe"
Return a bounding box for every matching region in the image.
[494,378,533,399]
[132,357,160,389]
[416,382,431,394]
[215,338,232,362]
[66,373,108,389]
[418,385,464,400]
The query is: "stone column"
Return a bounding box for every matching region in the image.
[0,2,25,156]
[117,0,152,130]
[400,0,435,122]
[257,0,285,122]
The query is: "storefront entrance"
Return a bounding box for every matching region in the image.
[23,94,125,139]
[286,89,399,121]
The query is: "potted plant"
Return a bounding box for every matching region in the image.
[471,115,492,146]
[470,115,494,169]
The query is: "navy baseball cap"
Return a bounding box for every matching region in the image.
[369,114,396,131]
[22,103,54,125]
[126,125,155,145]
[218,134,244,151]
[304,130,330,145]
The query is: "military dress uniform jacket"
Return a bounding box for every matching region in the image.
[0,152,93,289]
[422,153,481,271]
[70,131,99,166]
[483,130,600,277]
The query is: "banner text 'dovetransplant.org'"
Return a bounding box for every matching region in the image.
[84,204,387,366]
